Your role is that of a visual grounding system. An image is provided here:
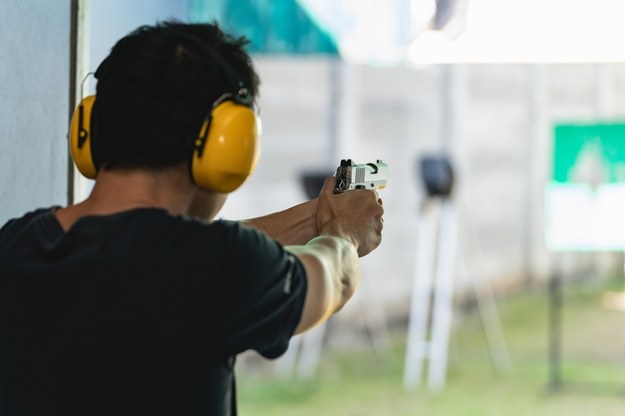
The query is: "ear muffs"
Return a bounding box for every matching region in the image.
[191,98,260,193]
[68,92,261,193]
[69,95,98,179]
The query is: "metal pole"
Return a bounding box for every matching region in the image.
[548,255,562,391]
[67,0,80,206]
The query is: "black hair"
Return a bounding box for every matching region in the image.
[91,21,260,171]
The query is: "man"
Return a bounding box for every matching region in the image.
[0,21,383,415]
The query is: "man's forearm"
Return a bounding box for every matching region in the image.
[242,199,319,245]
[287,234,360,334]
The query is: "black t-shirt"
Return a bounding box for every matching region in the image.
[0,207,307,416]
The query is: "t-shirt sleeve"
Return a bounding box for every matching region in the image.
[218,222,307,359]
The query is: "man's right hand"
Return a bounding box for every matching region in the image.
[314,176,384,257]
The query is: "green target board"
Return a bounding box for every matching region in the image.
[546,123,625,251]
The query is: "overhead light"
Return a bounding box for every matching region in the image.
[408,0,625,64]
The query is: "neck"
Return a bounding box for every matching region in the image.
[85,167,195,216]
[54,166,196,231]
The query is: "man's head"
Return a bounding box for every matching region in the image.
[89,21,260,175]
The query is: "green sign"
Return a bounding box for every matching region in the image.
[553,123,625,185]
[547,123,625,251]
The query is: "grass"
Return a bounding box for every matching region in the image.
[236,273,625,415]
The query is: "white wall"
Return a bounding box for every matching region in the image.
[0,1,72,225]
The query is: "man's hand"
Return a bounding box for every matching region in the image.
[315,176,384,257]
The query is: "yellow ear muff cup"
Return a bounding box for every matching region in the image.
[69,95,98,179]
[192,101,260,193]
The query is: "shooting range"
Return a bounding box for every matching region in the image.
[1,0,625,415]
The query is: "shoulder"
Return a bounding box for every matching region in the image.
[209,220,305,291]
[1,206,57,228]
[0,207,58,241]
[208,220,288,267]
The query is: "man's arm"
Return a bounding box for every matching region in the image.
[285,176,384,335]
[287,235,359,334]
[242,199,319,245]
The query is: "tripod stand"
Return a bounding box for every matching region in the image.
[403,194,511,391]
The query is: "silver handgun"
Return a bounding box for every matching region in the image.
[335,159,388,192]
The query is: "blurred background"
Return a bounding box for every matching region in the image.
[1,0,625,414]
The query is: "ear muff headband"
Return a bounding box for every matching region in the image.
[69,95,98,179]
[192,94,260,193]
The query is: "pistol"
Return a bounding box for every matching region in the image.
[335,159,388,192]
